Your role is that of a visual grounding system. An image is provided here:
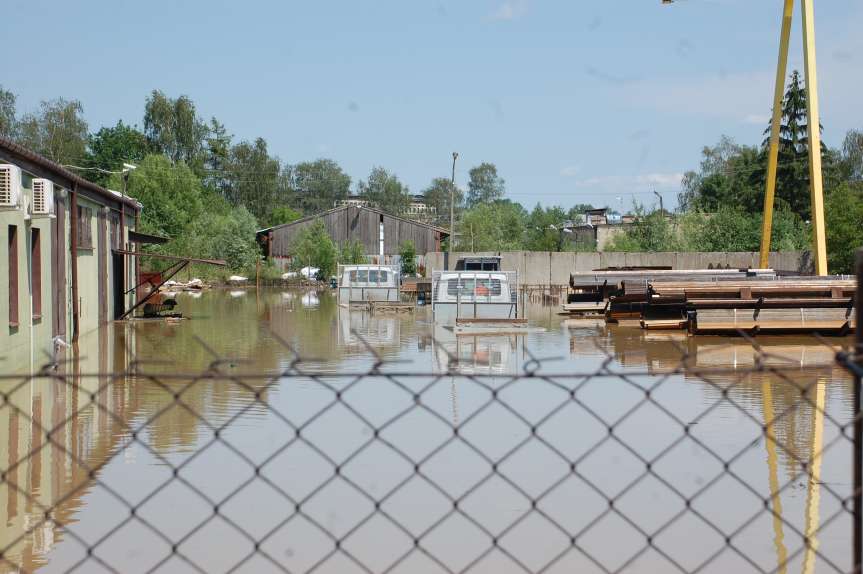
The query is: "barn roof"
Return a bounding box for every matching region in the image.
[257,204,450,236]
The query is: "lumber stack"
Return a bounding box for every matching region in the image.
[641,277,856,334]
[563,267,857,335]
[565,269,776,316]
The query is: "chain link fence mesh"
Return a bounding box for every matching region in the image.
[0,332,860,574]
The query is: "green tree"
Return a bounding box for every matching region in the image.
[840,129,863,182]
[399,241,417,275]
[291,159,351,214]
[825,182,863,274]
[678,136,763,213]
[121,154,205,239]
[338,240,367,264]
[679,207,807,253]
[466,163,505,206]
[289,219,338,278]
[422,177,463,226]
[16,98,88,165]
[606,205,678,252]
[84,121,150,186]
[143,90,208,168]
[0,85,16,138]
[525,204,570,251]
[203,117,233,194]
[224,137,281,223]
[182,206,261,272]
[358,167,412,215]
[456,200,526,251]
[760,70,836,220]
[269,205,302,227]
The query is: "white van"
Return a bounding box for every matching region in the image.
[338,264,400,305]
[431,270,518,323]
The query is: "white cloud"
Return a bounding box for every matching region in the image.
[621,70,774,120]
[574,172,684,192]
[559,165,580,177]
[743,114,770,125]
[491,0,528,21]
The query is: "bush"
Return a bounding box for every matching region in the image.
[189,206,261,272]
[606,207,678,252]
[679,207,808,253]
[339,240,366,264]
[399,241,417,275]
[826,183,863,274]
[289,219,337,279]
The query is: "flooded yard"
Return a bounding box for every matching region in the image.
[1,288,856,573]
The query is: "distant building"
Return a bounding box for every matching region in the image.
[258,204,449,269]
[336,195,371,209]
[0,136,142,369]
[563,207,634,250]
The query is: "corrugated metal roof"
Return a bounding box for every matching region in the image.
[0,135,141,211]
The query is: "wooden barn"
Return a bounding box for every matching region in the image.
[258,205,449,268]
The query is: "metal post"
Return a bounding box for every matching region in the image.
[800,0,828,276]
[653,190,664,215]
[70,183,80,342]
[449,152,458,255]
[119,172,127,297]
[760,0,795,269]
[854,249,862,573]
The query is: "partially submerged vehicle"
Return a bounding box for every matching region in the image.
[430,269,519,323]
[337,264,401,306]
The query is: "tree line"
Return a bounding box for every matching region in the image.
[0,85,550,272]
[608,71,863,274]
[1,72,861,275]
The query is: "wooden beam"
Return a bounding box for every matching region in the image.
[112,249,227,266]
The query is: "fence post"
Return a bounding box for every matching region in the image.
[855,248,862,574]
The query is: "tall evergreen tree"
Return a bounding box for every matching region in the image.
[760,70,831,220]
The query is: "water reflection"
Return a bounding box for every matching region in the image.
[431,324,520,375]
[0,289,853,573]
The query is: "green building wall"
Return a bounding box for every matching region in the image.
[0,164,136,374]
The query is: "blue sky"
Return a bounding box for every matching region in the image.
[4,0,861,211]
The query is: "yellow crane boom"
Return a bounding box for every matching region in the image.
[664,0,829,275]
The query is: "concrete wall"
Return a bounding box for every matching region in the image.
[424,250,812,286]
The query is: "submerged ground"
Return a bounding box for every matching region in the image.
[0,288,856,573]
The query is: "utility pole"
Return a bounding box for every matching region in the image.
[653,190,664,215]
[450,152,458,254]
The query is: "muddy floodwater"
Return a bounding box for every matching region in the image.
[1,288,856,573]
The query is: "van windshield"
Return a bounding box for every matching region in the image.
[446,278,502,297]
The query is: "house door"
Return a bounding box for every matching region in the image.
[112,251,125,319]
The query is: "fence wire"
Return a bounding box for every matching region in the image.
[0,332,860,574]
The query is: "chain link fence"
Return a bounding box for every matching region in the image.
[1,331,861,574]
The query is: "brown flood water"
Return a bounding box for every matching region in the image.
[0,287,856,573]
